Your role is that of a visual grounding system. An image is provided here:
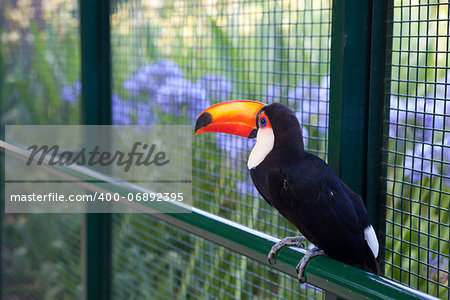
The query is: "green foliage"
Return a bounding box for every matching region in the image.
[2,214,82,299]
[1,2,82,298]
[1,19,80,125]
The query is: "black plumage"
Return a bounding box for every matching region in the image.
[250,103,380,274]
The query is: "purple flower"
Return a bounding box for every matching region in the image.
[404,134,450,186]
[124,60,183,96]
[288,76,329,104]
[61,86,76,103]
[214,133,253,160]
[189,96,210,123]
[294,100,329,130]
[236,180,258,196]
[74,81,81,94]
[112,96,158,125]
[320,75,330,94]
[112,94,132,125]
[197,73,232,101]
[289,76,329,129]
[156,76,209,123]
[61,81,81,103]
[136,101,158,125]
[266,85,281,104]
[415,97,449,142]
[389,96,407,138]
[288,79,313,106]
[426,252,449,283]
[389,93,450,142]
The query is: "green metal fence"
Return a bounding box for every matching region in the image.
[1,0,449,299]
[0,143,437,299]
[383,1,449,298]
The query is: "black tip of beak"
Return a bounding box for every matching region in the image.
[195,112,212,133]
[248,129,257,139]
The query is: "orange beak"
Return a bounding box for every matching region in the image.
[195,100,266,138]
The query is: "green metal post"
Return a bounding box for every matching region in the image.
[328,2,373,296]
[0,123,3,300]
[329,0,372,196]
[80,0,111,299]
[329,0,391,278]
[0,37,4,299]
[366,0,392,273]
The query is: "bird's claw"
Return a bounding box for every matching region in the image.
[267,236,308,265]
[268,238,324,283]
[296,259,307,283]
[295,248,325,283]
[268,250,276,265]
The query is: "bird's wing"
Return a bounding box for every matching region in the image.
[265,155,368,264]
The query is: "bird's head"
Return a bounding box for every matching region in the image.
[195,100,304,169]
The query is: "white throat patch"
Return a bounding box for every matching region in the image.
[247,128,275,169]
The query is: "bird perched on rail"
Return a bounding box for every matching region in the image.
[195,100,380,282]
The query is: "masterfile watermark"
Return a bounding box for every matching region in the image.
[4,125,192,213]
[26,142,170,171]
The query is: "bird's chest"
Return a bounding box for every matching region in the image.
[250,162,311,208]
[250,167,272,204]
[250,164,321,214]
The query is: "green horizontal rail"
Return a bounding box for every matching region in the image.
[0,140,437,300]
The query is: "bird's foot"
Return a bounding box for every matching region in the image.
[295,248,325,283]
[268,236,308,265]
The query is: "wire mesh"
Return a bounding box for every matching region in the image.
[384,1,449,298]
[111,0,331,242]
[1,0,82,299]
[111,213,323,299]
[110,0,331,297]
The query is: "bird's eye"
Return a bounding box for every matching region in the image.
[259,117,267,128]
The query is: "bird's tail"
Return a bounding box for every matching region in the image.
[364,245,381,276]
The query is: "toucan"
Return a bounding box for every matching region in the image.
[195,100,380,282]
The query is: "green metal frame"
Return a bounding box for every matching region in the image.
[329,0,390,272]
[1,0,443,298]
[80,0,112,299]
[0,122,3,299]
[0,26,4,298]
[0,140,437,300]
[366,0,393,270]
[329,0,372,196]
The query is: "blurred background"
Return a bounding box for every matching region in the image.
[0,0,449,299]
